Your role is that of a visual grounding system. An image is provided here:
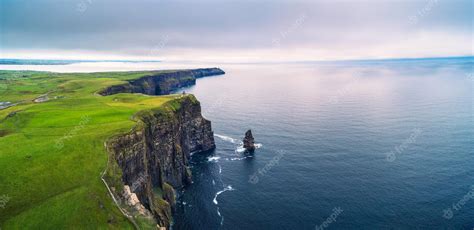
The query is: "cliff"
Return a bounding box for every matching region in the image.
[104,95,215,229]
[99,68,225,96]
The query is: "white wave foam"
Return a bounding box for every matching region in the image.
[215,133,263,153]
[213,185,234,205]
[214,134,242,145]
[235,146,247,153]
[229,155,254,161]
[235,143,263,153]
[208,156,221,162]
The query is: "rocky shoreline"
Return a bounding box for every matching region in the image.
[102,68,224,229]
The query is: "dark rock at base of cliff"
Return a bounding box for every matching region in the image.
[102,68,223,229]
[106,95,215,229]
[243,129,256,153]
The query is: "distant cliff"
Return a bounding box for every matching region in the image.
[99,68,225,96]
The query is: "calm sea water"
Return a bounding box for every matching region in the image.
[173,58,474,229]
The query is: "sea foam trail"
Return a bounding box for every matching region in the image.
[229,156,253,161]
[214,133,263,153]
[208,156,221,162]
[214,134,241,144]
[213,185,234,205]
[214,185,235,225]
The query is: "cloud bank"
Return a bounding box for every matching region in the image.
[0,0,472,61]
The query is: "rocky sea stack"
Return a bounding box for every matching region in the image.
[243,129,256,153]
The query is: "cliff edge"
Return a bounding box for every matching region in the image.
[100,67,224,229]
[104,95,215,229]
[99,68,225,96]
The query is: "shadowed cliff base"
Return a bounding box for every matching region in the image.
[101,68,223,229]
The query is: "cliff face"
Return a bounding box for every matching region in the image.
[106,95,215,229]
[99,68,225,96]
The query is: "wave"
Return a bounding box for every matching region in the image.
[214,133,263,154]
[235,143,263,153]
[214,134,242,144]
[208,156,221,162]
[235,146,246,153]
[229,156,254,161]
[213,185,234,205]
[213,184,235,225]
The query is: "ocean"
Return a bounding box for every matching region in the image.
[172,58,473,229]
[1,57,473,229]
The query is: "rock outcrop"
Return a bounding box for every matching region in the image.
[98,68,225,96]
[243,129,256,153]
[105,95,215,229]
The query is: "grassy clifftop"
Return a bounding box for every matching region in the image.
[0,70,205,229]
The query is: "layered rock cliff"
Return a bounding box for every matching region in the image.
[105,95,215,229]
[99,68,225,96]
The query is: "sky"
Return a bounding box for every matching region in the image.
[0,0,472,62]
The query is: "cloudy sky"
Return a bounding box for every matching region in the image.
[0,0,472,61]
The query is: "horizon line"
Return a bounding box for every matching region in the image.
[0,55,472,65]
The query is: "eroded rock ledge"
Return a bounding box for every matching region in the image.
[105,95,215,229]
[99,68,225,96]
[102,68,223,229]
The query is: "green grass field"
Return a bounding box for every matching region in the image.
[0,70,187,229]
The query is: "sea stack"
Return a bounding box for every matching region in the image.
[243,129,256,153]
